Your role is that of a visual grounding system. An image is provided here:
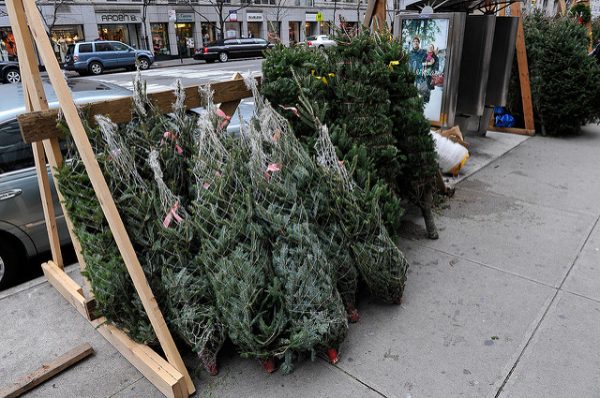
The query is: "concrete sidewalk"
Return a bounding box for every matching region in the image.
[2,126,600,398]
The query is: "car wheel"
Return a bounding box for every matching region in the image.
[218,52,228,63]
[4,69,21,84]
[0,240,19,290]
[88,61,104,75]
[318,45,325,50]
[138,57,150,70]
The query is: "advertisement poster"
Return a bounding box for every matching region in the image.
[401,18,450,122]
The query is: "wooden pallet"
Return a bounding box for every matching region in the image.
[7,1,255,396]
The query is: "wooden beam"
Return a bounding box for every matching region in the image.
[0,343,94,398]
[490,126,535,136]
[91,318,188,398]
[511,1,535,132]
[363,0,377,28]
[21,1,194,394]
[373,0,387,31]
[18,77,261,144]
[218,73,244,119]
[42,261,97,320]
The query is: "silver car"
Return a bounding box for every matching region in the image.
[0,80,131,289]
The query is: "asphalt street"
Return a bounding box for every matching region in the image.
[69,58,264,92]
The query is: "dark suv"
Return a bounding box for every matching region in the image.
[193,38,274,63]
[64,40,154,75]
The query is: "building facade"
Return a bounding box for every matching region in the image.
[0,0,368,61]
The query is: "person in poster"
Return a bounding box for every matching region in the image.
[408,36,430,103]
[401,18,449,122]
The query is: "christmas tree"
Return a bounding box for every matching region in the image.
[262,28,439,238]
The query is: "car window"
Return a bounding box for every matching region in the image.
[0,119,33,173]
[255,39,267,45]
[306,36,316,41]
[224,39,239,45]
[95,42,114,52]
[78,43,92,53]
[111,42,129,51]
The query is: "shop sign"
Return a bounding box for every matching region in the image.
[246,13,263,22]
[305,13,318,22]
[228,11,238,22]
[168,9,176,21]
[176,13,194,23]
[96,11,140,23]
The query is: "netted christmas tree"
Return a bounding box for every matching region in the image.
[56,72,409,376]
[262,28,439,238]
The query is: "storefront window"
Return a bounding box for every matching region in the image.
[175,23,194,58]
[224,22,241,39]
[99,25,130,44]
[288,21,301,45]
[50,25,83,63]
[151,23,170,58]
[201,22,217,44]
[98,24,142,48]
[247,22,262,39]
[305,21,318,38]
[0,29,18,61]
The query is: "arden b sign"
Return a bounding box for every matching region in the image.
[96,10,141,24]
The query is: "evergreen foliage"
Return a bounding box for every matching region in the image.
[508,12,600,135]
[261,28,438,237]
[56,73,409,375]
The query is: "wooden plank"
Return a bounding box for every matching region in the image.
[91,318,187,398]
[511,1,535,132]
[363,0,377,28]
[21,1,194,394]
[42,261,97,319]
[373,0,386,31]
[0,343,94,398]
[31,141,64,268]
[218,73,243,119]
[490,126,535,136]
[18,77,261,144]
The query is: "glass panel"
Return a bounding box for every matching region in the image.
[95,42,114,52]
[0,120,34,173]
[78,43,92,53]
[111,42,129,51]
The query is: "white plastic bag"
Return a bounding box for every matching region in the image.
[430,131,469,176]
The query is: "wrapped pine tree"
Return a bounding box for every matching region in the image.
[262,28,439,238]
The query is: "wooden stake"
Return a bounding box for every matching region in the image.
[0,343,94,398]
[12,0,194,394]
[511,1,535,133]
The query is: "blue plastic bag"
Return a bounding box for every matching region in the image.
[495,113,515,128]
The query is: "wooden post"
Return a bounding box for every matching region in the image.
[9,0,195,395]
[363,0,386,29]
[511,1,535,133]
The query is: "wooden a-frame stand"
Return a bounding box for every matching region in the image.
[488,0,536,136]
[7,1,254,396]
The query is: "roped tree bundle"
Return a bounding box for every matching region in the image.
[56,73,409,376]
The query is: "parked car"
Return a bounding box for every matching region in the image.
[305,35,337,49]
[193,38,274,63]
[63,41,154,76]
[0,61,21,84]
[0,80,131,290]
